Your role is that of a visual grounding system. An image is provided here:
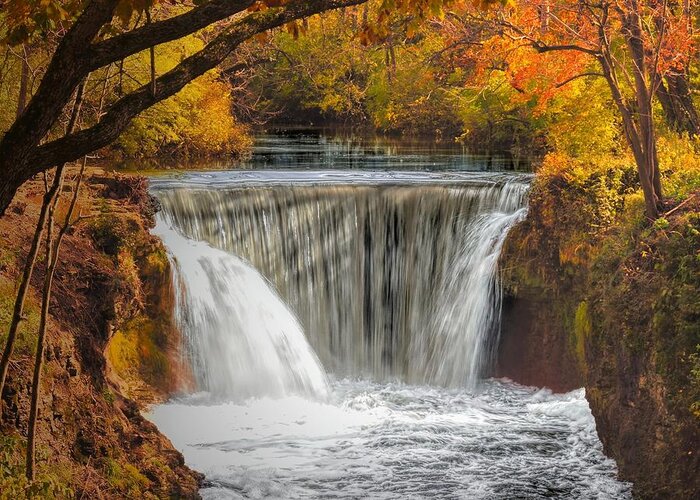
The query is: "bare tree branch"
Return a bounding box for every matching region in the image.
[555,71,604,88]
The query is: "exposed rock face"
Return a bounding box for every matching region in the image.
[496,292,584,393]
[0,169,201,498]
[495,176,700,500]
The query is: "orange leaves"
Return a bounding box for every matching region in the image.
[509,0,696,80]
[654,9,695,75]
[435,0,596,120]
[509,48,588,112]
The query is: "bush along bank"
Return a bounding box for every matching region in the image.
[497,149,700,499]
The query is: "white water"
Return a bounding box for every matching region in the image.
[152,221,328,401]
[151,380,631,499]
[149,161,631,498]
[152,172,529,388]
[413,209,525,386]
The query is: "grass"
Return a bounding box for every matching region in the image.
[0,276,41,357]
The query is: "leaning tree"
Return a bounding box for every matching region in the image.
[0,0,431,213]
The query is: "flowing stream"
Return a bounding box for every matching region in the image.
[148,133,631,499]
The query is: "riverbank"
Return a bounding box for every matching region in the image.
[497,154,700,499]
[0,168,200,498]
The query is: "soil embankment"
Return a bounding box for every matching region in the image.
[0,169,200,498]
[496,172,700,499]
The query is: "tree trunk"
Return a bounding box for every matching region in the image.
[0,169,63,404]
[621,1,662,218]
[656,78,680,130]
[26,186,59,482]
[657,71,700,136]
[0,77,87,404]
[146,9,157,97]
[26,158,87,482]
[598,51,659,219]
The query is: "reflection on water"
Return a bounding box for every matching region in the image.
[242,131,529,171]
[115,129,531,172]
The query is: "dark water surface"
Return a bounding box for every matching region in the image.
[116,129,531,173]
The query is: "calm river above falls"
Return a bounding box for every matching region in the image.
[147,132,632,499]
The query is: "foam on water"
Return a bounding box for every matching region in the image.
[148,379,632,499]
[152,221,329,401]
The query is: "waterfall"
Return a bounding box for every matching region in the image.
[152,171,529,393]
[152,222,329,401]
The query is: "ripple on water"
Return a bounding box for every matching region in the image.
[148,379,632,500]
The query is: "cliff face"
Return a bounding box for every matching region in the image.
[496,170,700,499]
[0,170,200,498]
[496,290,585,393]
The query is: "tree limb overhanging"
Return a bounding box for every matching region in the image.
[0,0,368,215]
[86,0,257,70]
[1,0,119,172]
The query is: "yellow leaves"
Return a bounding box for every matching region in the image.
[186,78,250,153]
[120,65,251,157]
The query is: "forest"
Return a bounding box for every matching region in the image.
[1,0,699,212]
[0,0,699,498]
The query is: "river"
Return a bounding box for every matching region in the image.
[147,131,632,499]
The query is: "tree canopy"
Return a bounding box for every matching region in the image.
[0,0,697,218]
[0,0,478,213]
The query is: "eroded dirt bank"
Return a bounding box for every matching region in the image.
[496,168,700,499]
[0,168,200,498]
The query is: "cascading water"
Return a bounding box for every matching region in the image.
[148,133,631,499]
[151,222,328,400]
[153,171,529,388]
